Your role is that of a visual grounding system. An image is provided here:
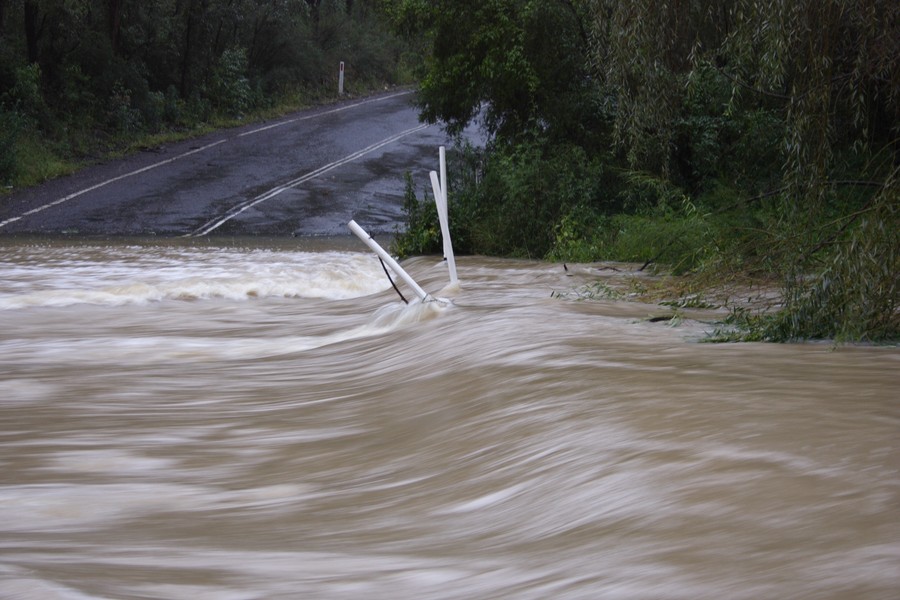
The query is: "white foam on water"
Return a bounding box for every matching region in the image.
[0,294,450,363]
[0,246,391,308]
[0,481,316,533]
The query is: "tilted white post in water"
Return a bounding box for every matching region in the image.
[432,145,458,284]
[348,220,430,302]
[429,171,453,280]
[439,145,448,208]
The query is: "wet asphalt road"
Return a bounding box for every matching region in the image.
[0,90,472,240]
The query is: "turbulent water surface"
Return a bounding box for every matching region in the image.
[1,238,898,599]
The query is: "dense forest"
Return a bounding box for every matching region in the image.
[0,0,416,185]
[1,0,898,341]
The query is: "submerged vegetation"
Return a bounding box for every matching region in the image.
[391,0,898,343]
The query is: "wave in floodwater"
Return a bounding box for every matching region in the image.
[0,241,898,600]
[0,245,391,308]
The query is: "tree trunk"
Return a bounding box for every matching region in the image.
[24,0,40,64]
[0,0,7,39]
[109,0,124,54]
[305,0,320,30]
[180,1,196,97]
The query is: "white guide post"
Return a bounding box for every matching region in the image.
[338,61,345,95]
[348,220,430,302]
[433,146,458,284]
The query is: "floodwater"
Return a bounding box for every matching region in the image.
[1,238,897,599]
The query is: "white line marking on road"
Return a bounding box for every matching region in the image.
[188,123,431,237]
[236,91,413,138]
[0,140,227,229]
[0,92,414,230]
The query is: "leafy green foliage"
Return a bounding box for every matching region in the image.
[410,0,598,144]
[391,172,441,258]
[766,179,899,342]
[211,48,256,117]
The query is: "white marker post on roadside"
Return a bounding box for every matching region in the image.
[338,61,345,95]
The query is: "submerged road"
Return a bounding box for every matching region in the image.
[0,90,468,239]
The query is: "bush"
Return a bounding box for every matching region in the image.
[391,172,441,258]
[108,81,143,133]
[448,139,611,258]
[212,48,256,117]
[547,206,609,263]
[395,138,718,269]
[7,64,46,122]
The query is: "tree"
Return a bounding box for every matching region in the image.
[108,0,124,53]
[409,0,597,144]
[586,0,899,340]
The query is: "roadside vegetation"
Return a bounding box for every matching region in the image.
[0,1,419,189]
[389,0,898,343]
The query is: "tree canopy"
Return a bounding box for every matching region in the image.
[409,0,597,145]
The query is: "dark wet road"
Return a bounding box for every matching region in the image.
[0,91,465,238]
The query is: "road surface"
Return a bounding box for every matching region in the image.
[0,90,470,239]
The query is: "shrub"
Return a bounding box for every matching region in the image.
[547,207,609,263]
[213,48,255,117]
[449,139,611,258]
[108,81,143,133]
[7,64,46,122]
[391,172,441,258]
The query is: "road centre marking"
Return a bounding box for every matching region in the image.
[0,92,415,230]
[187,123,431,237]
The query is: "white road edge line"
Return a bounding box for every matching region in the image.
[0,91,415,230]
[0,140,227,229]
[236,90,413,138]
[188,123,431,237]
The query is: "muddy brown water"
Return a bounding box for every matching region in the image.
[1,239,897,599]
